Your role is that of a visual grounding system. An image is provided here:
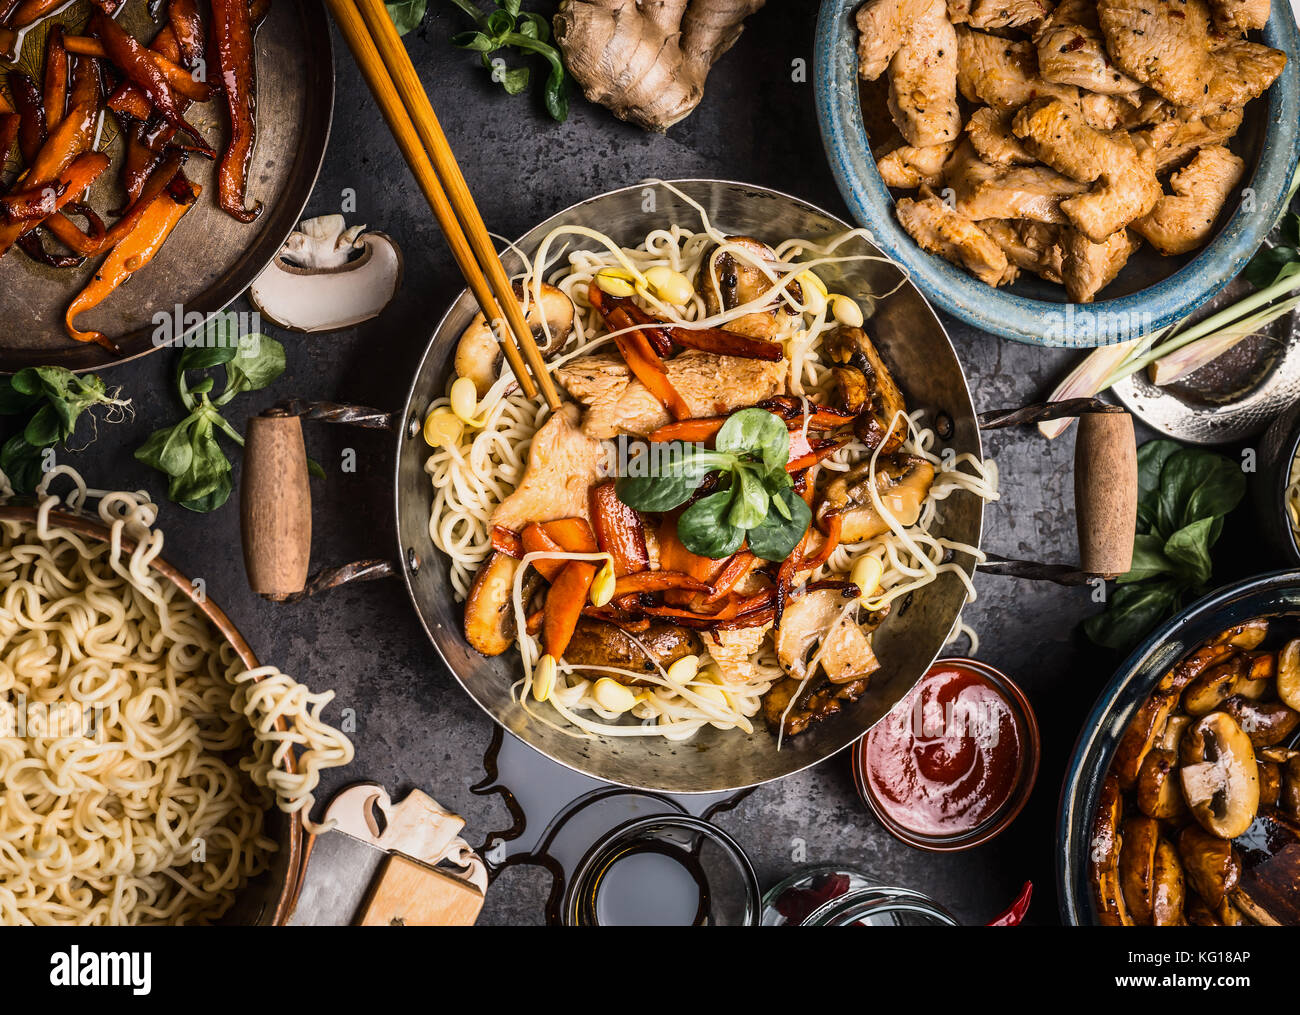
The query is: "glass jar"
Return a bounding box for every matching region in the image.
[762,865,959,926]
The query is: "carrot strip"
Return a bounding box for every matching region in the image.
[543,562,598,659]
[520,525,568,583]
[43,26,67,132]
[588,283,691,419]
[611,571,711,597]
[63,34,213,102]
[590,482,648,576]
[491,525,524,559]
[703,552,757,604]
[648,417,726,443]
[539,517,597,554]
[786,437,850,473]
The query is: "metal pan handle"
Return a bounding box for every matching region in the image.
[241,400,397,602]
[975,398,1137,586]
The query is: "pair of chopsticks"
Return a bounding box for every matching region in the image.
[323,0,561,410]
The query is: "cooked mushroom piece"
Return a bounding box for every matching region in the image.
[825,325,907,453]
[455,282,575,398]
[1090,773,1133,926]
[1259,760,1282,808]
[1182,655,1248,716]
[1136,748,1185,820]
[1180,711,1260,840]
[1284,755,1300,817]
[701,235,798,339]
[1216,619,1269,651]
[1113,687,1177,789]
[1219,696,1300,748]
[563,618,703,678]
[464,552,534,656]
[818,455,936,544]
[1279,639,1300,711]
[775,588,881,683]
[1119,814,1161,924]
[249,215,403,333]
[1177,825,1240,907]
[1151,839,1185,927]
[761,673,870,737]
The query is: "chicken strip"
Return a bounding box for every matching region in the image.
[878,140,957,188]
[1209,0,1270,33]
[555,351,787,440]
[1061,227,1140,302]
[983,219,1065,282]
[956,27,1078,111]
[965,106,1035,166]
[490,404,606,531]
[1035,0,1142,96]
[945,138,1087,222]
[856,0,942,79]
[705,626,773,685]
[1204,39,1287,112]
[1132,108,1242,172]
[1013,99,1160,241]
[895,194,1017,285]
[1133,146,1245,255]
[967,0,1053,29]
[886,0,962,147]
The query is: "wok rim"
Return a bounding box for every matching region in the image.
[394,177,985,793]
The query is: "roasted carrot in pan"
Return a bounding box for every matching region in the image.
[11,73,46,166]
[2,179,68,221]
[67,53,102,112]
[0,101,98,255]
[65,175,200,352]
[63,35,213,103]
[610,571,711,597]
[168,0,205,68]
[542,561,598,660]
[589,482,648,576]
[0,115,18,174]
[43,26,67,132]
[211,0,262,221]
[538,517,598,554]
[7,0,63,28]
[519,524,568,583]
[618,297,785,362]
[0,0,20,26]
[588,283,692,419]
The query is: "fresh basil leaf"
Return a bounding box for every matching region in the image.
[1157,448,1245,532]
[224,334,286,396]
[23,404,63,448]
[616,472,699,513]
[1136,439,1179,533]
[677,490,745,559]
[729,467,769,529]
[1083,579,1182,652]
[1163,516,1218,586]
[1117,533,1178,584]
[0,377,38,415]
[386,0,428,35]
[716,408,789,470]
[746,487,812,562]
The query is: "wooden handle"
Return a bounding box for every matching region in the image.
[241,415,312,597]
[1074,412,1137,578]
[357,854,484,926]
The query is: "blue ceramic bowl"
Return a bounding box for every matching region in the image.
[814,0,1300,346]
[1056,571,1300,925]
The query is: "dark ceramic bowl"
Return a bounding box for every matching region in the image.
[1251,400,1300,567]
[1057,571,1300,924]
[814,0,1300,346]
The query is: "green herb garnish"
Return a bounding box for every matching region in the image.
[135,320,307,513]
[1084,439,1245,652]
[446,0,569,122]
[386,0,428,35]
[615,408,811,562]
[0,368,132,493]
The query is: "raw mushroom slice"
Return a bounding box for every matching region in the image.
[455,282,575,399]
[249,215,403,333]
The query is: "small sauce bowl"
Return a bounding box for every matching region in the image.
[852,657,1040,852]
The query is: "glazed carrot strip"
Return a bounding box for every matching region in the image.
[801,514,842,570]
[588,284,691,419]
[0,102,98,256]
[543,561,598,659]
[590,482,648,576]
[491,525,524,559]
[611,571,711,597]
[648,417,726,443]
[62,35,213,102]
[786,437,850,473]
[43,27,67,131]
[520,525,568,583]
[703,552,757,604]
[8,0,63,28]
[539,517,598,554]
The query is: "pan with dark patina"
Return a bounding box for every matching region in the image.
[0,0,333,372]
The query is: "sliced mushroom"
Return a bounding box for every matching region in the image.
[1180,712,1260,839]
[825,326,907,453]
[1279,639,1300,711]
[1090,773,1133,926]
[464,552,533,656]
[1113,687,1177,790]
[1185,894,1221,926]
[1235,651,1276,699]
[1285,756,1300,817]
[1136,748,1185,820]
[1177,825,1240,906]
[563,618,702,679]
[1219,695,1300,748]
[249,215,403,332]
[1119,814,1161,924]
[455,282,575,398]
[1259,760,1281,808]
[1156,713,1191,754]
[1181,654,1248,716]
[1166,643,1233,693]
[701,236,798,339]
[1151,838,1186,927]
[1215,619,1269,651]
[775,588,880,684]
[818,455,936,544]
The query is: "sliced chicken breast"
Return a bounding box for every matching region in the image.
[1061,227,1141,302]
[1133,146,1245,255]
[896,194,1017,285]
[957,27,1079,111]
[965,106,1035,165]
[887,0,962,147]
[1035,0,1143,95]
[945,138,1087,222]
[967,0,1054,29]
[1204,39,1287,112]
[983,219,1066,282]
[490,404,606,532]
[1209,0,1270,33]
[856,0,944,79]
[878,140,958,188]
[1132,108,1243,172]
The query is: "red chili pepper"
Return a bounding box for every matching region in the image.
[618,297,784,361]
[589,481,648,577]
[987,881,1033,926]
[210,0,262,221]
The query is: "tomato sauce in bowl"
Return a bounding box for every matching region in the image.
[853,658,1040,851]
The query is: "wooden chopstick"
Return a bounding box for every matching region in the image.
[323,0,562,410]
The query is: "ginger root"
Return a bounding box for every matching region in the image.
[554,0,766,132]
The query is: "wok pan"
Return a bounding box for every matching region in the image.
[0,503,304,925]
[240,180,1138,793]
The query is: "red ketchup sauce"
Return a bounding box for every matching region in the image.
[863,662,1023,838]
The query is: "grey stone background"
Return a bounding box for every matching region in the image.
[26,2,1267,925]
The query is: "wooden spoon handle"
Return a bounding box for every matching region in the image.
[241,415,312,598]
[1074,412,1137,579]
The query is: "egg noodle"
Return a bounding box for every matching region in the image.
[425,181,999,742]
[0,467,353,925]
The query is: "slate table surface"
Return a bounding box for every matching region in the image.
[41,2,1268,926]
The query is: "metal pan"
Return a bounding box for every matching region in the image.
[241,180,1137,794]
[0,502,304,925]
[0,0,333,372]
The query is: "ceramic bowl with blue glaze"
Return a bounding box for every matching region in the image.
[814,0,1300,347]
